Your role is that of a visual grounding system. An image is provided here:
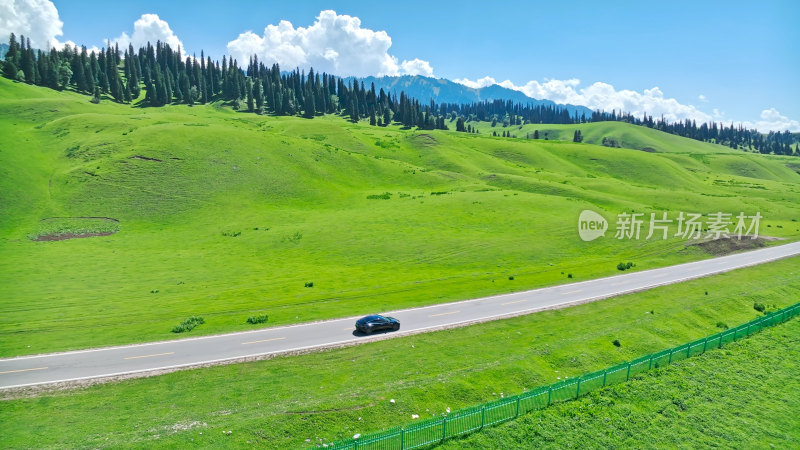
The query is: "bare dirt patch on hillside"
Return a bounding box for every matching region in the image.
[410,133,438,147]
[32,217,119,241]
[685,236,784,256]
[33,231,116,241]
[130,155,163,162]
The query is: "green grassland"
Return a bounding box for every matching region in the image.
[1,77,800,356]
[1,256,797,448]
[442,308,800,449]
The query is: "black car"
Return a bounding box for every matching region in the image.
[355,315,400,334]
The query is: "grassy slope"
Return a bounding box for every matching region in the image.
[1,78,800,355]
[1,256,798,448]
[443,312,800,449]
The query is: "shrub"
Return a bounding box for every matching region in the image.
[508,276,514,280]
[366,192,392,200]
[612,339,621,347]
[430,191,449,196]
[283,231,303,243]
[716,321,729,329]
[618,262,635,271]
[753,302,765,313]
[567,273,573,278]
[221,231,241,237]
[304,281,314,288]
[246,315,269,325]
[171,316,205,333]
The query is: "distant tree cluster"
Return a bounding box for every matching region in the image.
[442,100,581,127]
[2,33,797,155]
[591,110,799,156]
[3,33,126,102]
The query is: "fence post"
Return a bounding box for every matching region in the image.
[648,355,653,370]
[702,337,708,353]
[668,348,673,364]
[354,439,358,450]
[442,417,447,442]
[547,387,552,406]
[602,370,607,386]
[576,379,582,397]
[625,363,631,381]
[480,406,485,430]
[400,428,404,450]
[746,323,752,336]
[686,343,691,358]
[515,397,520,418]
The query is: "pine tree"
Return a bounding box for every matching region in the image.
[246,78,254,112]
[57,61,72,90]
[90,86,101,104]
[110,72,122,101]
[6,33,19,67]
[456,117,465,132]
[21,37,35,84]
[3,60,18,80]
[303,85,315,118]
[254,80,264,112]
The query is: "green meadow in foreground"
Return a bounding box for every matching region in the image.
[442,311,800,449]
[1,256,797,448]
[1,77,800,355]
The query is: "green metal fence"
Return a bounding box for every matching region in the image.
[324,302,800,450]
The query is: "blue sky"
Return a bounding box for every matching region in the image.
[9,0,800,130]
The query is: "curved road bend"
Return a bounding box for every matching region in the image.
[2,241,800,389]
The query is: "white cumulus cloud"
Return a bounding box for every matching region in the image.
[455,76,712,123]
[0,0,66,49]
[111,14,184,53]
[399,58,434,77]
[226,10,433,77]
[745,108,800,132]
[453,76,498,89]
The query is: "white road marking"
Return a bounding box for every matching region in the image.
[241,337,286,345]
[124,352,174,360]
[0,366,48,375]
[561,289,583,295]
[429,311,460,317]
[501,299,527,306]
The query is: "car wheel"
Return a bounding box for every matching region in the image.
[392,323,400,331]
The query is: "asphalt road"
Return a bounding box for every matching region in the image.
[2,241,799,390]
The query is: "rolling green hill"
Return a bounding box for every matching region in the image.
[1,77,799,356]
